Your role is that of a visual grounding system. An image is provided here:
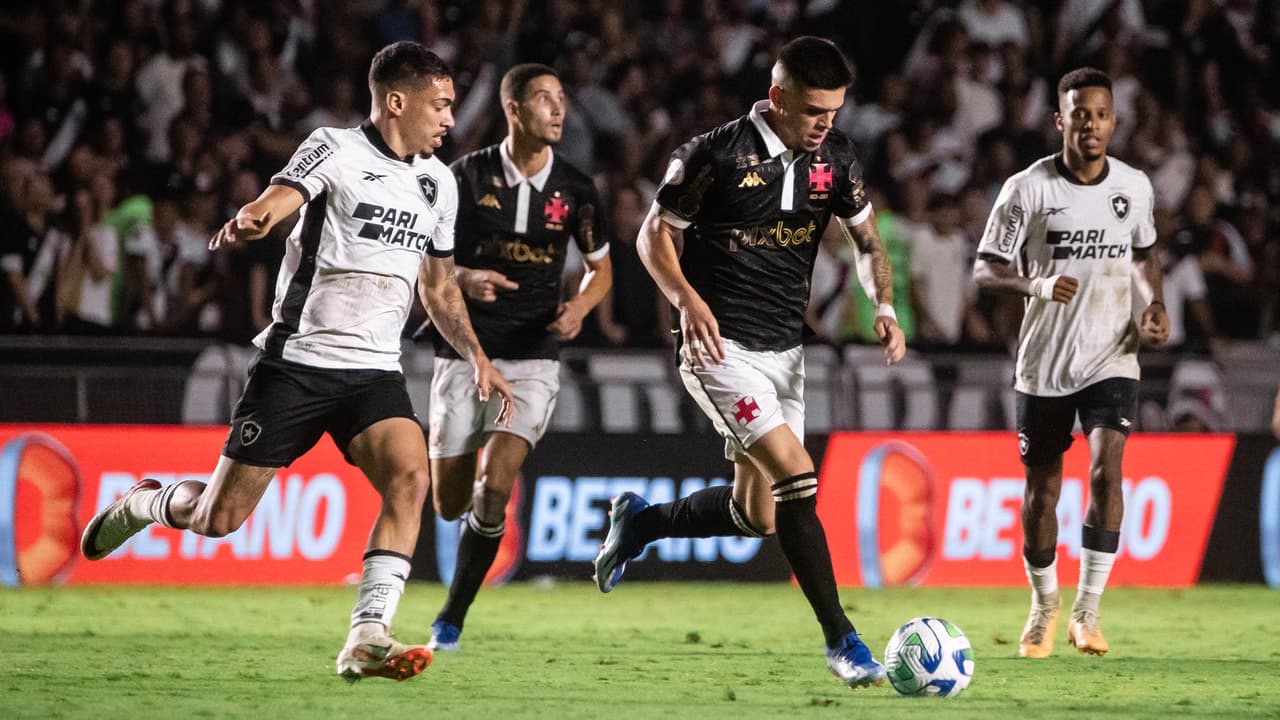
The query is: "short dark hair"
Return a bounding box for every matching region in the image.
[501,63,559,104]
[1057,67,1111,97]
[775,36,854,91]
[368,41,451,93]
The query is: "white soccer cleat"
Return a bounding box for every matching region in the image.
[80,478,162,561]
[1018,598,1061,659]
[336,636,433,682]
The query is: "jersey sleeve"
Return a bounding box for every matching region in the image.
[977,175,1029,264]
[1132,172,1157,250]
[573,179,609,262]
[428,168,458,258]
[654,135,716,230]
[831,139,873,227]
[270,128,342,202]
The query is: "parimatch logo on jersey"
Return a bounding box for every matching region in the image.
[1046,228,1129,259]
[353,202,432,251]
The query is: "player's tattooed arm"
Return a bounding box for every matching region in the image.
[841,216,906,365]
[841,217,894,306]
[419,255,515,419]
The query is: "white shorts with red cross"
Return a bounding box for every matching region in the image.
[677,337,805,462]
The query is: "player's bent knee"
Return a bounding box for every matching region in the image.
[471,483,509,527]
[189,510,247,538]
[435,494,469,522]
[383,467,431,513]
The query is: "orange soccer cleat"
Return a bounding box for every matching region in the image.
[1068,610,1109,656]
[1018,599,1061,659]
[336,637,433,682]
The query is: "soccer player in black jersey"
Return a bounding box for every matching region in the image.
[422,64,612,651]
[593,37,906,690]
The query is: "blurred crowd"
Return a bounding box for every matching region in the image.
[0,0,1277,356]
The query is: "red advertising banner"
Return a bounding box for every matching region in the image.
[816,433,1235,587]
[1,425,380,585]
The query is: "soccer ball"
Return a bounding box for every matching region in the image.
[883,617,974,697]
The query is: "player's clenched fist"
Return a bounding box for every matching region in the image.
[1029,274,1079,303]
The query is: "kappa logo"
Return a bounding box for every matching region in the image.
[362,171,387,183]
[241,420,262,447]
[418,174,438,206]
[1109,193,1130,221]
[738,172,765,188]
[478,193,502,209]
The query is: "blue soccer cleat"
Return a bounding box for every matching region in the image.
[428,620,461,652]
[593,492,649,593]
[826,630,888,689]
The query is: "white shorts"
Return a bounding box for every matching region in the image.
[678,338,805,462]
[428,357,559,458]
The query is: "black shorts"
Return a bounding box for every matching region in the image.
[222,354,417,467]
[1015,377,1138,466]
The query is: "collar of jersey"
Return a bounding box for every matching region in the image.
[360,119,417,165]
[499,138,554,191]
[748,99,790,160]
[1053,153,1109,186]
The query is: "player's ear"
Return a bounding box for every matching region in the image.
[1053,110,1063,134]
[385,89,405,117]
[768,85,784,112]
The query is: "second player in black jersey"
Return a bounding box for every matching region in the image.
[434,110,607,360]
[593,37,906,693]
[421,64,613,652]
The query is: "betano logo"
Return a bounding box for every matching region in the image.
[818,433,1232,588]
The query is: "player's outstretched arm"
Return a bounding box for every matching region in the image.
[208,184,305,251]
[840,216,905,365]
[636,203,722,365]
[418,255,514,424]
[973,255,1079,303]
[1133,246,1169,345]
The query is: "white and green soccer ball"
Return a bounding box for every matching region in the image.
[883,617,975,697]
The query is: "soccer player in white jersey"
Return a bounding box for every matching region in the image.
[79,42,513,683]
[973,67,1169,658]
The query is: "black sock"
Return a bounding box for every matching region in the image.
[632,485,765,546]
[1022,545,1056,568]
[772,472,854,648]
[1081,525,1120,553]
[436,514,503,629]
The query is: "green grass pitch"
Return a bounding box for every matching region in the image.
[3,583,1278,718]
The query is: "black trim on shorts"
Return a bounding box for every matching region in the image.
[977,251,1010,265]
[265,191,327,357]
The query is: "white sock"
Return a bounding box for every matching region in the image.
[124,487,160,524]
[1074,548,1116,615]
[1023,556,1059,608]
[346,552,411,646]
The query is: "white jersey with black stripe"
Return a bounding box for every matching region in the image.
[978,154,1156,396]
[256,120,457,371]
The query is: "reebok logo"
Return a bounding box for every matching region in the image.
[362,171,387,183]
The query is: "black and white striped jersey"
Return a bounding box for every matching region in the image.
[259,120,457,371]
